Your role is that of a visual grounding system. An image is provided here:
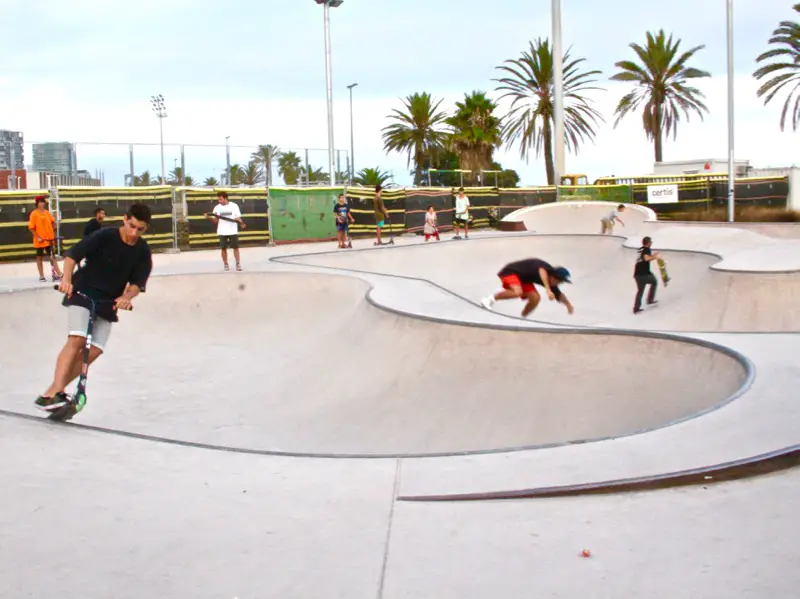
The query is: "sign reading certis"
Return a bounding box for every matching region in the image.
[647,184,678,204]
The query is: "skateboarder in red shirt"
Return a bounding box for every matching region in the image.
[481,258,574,318]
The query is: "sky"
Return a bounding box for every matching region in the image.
[0,0,798,186]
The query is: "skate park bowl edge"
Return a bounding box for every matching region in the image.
[0,272,750,458]
[278,234,800,333]
[501,201,657,235]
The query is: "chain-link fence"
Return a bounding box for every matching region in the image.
[8,141,352,189]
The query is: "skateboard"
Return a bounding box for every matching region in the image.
[657,257,671,286]
[373,239,394,246]
[205,212,246,229]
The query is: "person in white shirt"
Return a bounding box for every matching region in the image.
[453,187,471,239]
[205,191,247,271]
[600,204,626,234]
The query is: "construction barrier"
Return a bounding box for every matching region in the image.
[0,177,792,262]
[183,187,269,249]
[55,186,175,252]
[344,186,406,237]
[0,190,52,260]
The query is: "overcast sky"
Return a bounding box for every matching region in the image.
[1,0,797,185]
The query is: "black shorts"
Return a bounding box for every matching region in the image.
[35,244,53,257]
[336,222,349,232]
[220,235,239,250]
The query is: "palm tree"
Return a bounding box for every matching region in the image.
[446,91,503,180]
[227,164,244,185]
[278,151,302,185]
[168,167,191,186]
[300,165,329,184]
[610,29,711,163]
[184,175,195,186]
[382,91,449,185]
[251,144,281,185]
[203,177,219,186]
[134,170,153,186]
[754,4,800,131]
[495,38,604,185]
[240,160,264,186]
[354,167,391,186]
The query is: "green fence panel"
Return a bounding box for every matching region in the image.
[269,186,344,243]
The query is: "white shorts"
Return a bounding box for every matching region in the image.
[67,305,112,351]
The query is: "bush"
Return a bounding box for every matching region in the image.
[667,206,800,223]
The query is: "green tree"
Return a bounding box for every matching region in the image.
[251,144,281,185]
[167,167,192,186]
[354,167,392,186]
[240,160,264,186]
[184,175,195,186]
[382,91,449,185]
[134,170,153,186]
[610,29,711,163]
[445,91,503,183]
[278,151,302,185]
[300,165,329,184]
[203,177,219,186]
[754,4,800,131]
[495,38,604,185]
[227,164,244,185]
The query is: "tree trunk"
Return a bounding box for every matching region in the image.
[654,103,663,163]
[543,118,555,186]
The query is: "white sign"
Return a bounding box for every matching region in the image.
[647,184,679,204]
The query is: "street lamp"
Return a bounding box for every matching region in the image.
[551,0,565,188]
[347,82,358,184]
[150,95,167,184]
[726,0,735,222]
[315,0,343,186]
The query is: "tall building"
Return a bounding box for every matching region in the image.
[0,130,24,170]
[32,142,77,174]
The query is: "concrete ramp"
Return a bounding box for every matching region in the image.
[0,272,746,457]
[503,200,656,236]
[283,235,800,332]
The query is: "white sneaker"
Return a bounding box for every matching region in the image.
[480,296,495,310]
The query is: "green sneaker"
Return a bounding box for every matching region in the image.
[34,392,70,412]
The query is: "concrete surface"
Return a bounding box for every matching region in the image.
[2,200,799,598]
[0,273,747,457]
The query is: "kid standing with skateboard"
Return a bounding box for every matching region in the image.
[333,193,355,248]
[453,188,470,239]
[633,236,661,314]
[481,258,575,318]
[424,205,440,241]
[205,191,246,271]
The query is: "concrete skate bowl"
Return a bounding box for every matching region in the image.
[502,201,656,235]
[279,234,800,333]
[0,272,750,457]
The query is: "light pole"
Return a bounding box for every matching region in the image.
[315,0,343,186]
[150,94,167,184]
[225,136,231,185]
[551,0,565,188]
[347,82,358,184]
[726,0,735,222]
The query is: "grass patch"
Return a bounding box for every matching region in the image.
[667,206,800,223]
